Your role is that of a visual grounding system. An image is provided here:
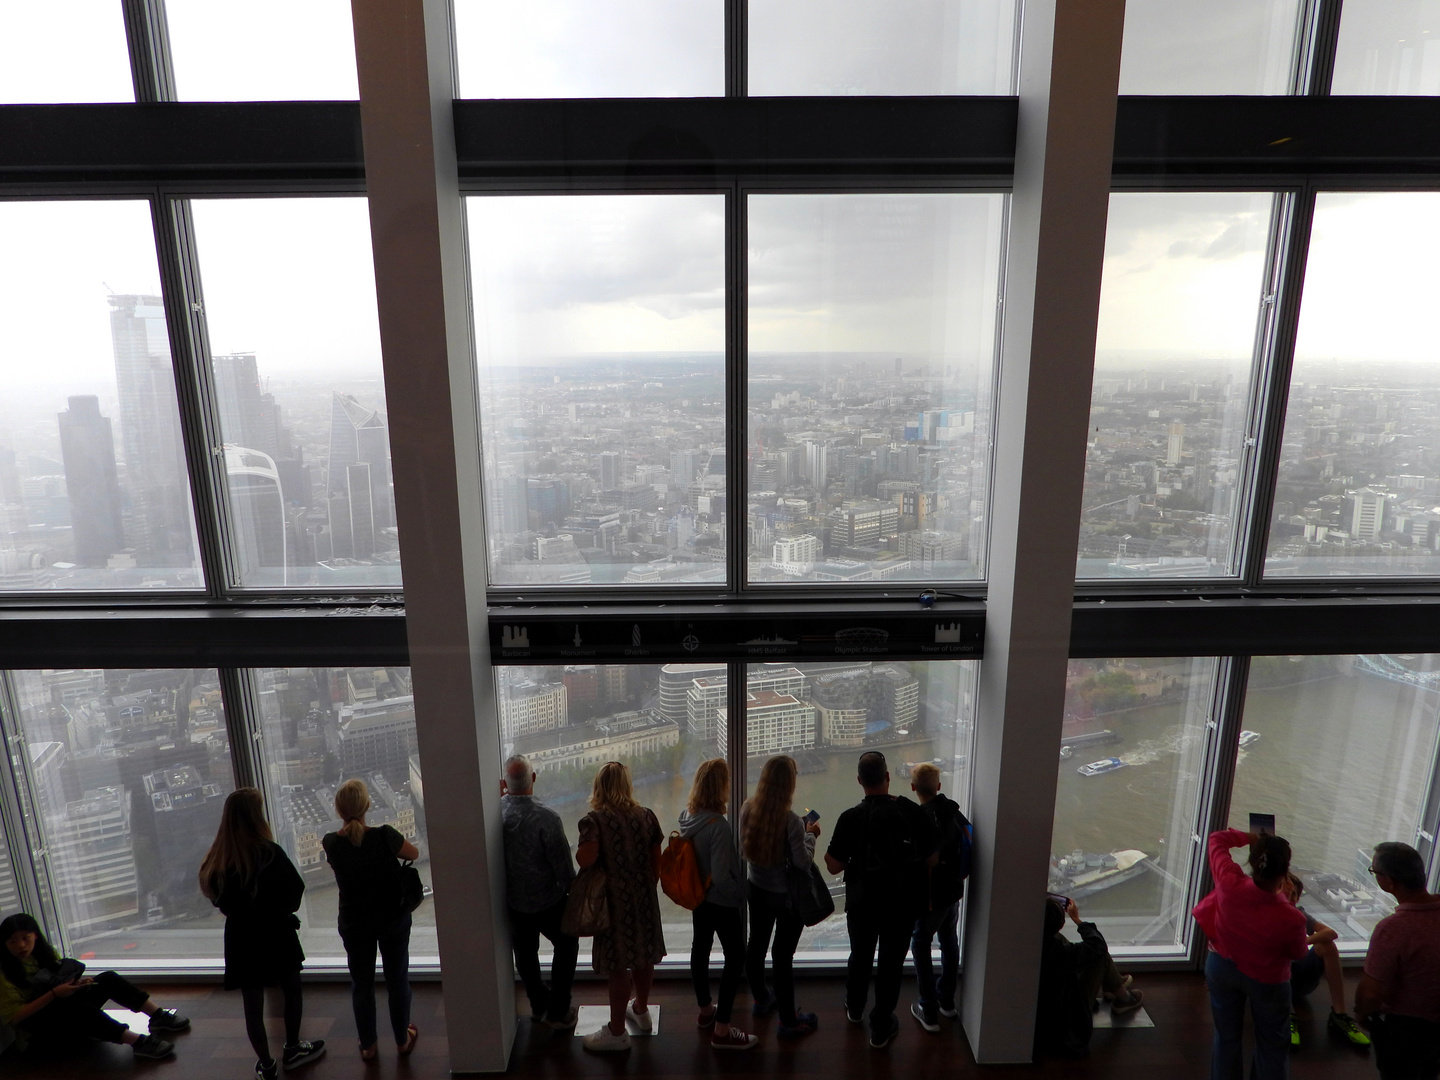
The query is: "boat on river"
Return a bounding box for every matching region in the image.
[1077,756,1125,777]
[1239,730,1262,749]
[1060,729,1121,760]
[1049,849,1151,899]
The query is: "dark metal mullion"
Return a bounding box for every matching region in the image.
[726,658,748,947]
[1237,187,1317,588]
[121,0,177,104]
[153,196,238,598]
[726,184,749,593]
[218,667,263,792]
[1306,0,1347,97]
[726,0,747,98]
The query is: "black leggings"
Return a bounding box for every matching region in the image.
[240,971,303,1064]
[746,886,803,1027]
[691,900,745,1025]
[21,970,149,1046]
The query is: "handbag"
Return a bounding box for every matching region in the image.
[786,857,836,928]
[398,860,425,915]
[562,865,610,937]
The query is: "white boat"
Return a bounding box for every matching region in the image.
[1239,730,1262,749]
[1049,849,1151,899]
[1077,756,1125,777]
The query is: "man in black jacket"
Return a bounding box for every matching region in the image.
[907,763,970,1031]
[1035,897,1142,1057]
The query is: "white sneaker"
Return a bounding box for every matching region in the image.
[582,1025,632,1053]
[625,1000,654,1033]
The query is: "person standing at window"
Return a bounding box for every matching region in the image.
[1192,828,1308,1080]
[906,762,969,1031]
[578,761,666,1053]
[739,754,820,1040]
[200,788,326,1080]
[678,758,755,1051]
[322,779,421,1061]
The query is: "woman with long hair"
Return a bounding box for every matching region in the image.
[0,912,183,1060]
[1193,829,1309,1080]
[739,755,821,1039]
[200,787,326,1080]
[577,761,666,1053]
[677,758,755,1051]
[322,778,421,1060]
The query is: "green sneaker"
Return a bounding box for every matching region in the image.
[1328,1011,1372,1048]
[1289,1013,1300,1048]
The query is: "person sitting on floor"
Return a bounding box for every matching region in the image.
[0,912,184,1061]
[1280,873,1370,1049]
[1035,896,1143,1057]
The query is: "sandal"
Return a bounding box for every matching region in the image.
[360,1042,379,1062]
[398,1024,419,1056]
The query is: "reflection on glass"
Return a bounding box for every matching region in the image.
[165,0,358,101]
[253,667,429,961]
[1230,655,1440,944]
[189,198,397,590]
[749,0,1016,95]
[1266,193,1440,578]
[1049,658,1216,956]
[9,669,232,962]
[1333,1,1440,95]
[746,194,1002,584]
[0,810,22,917]
[744,661,977,957]
[0,1,133,104]
[454,0,723,97]
[1078,193,1274,579]
[0,201,203,591]
[468,195,726,587]
[1118,0,1301,94]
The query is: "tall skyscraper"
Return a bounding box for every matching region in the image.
[599,451,622,492]
[327,393,394,558]
[109,294,192,569]
[1166,422,1186,467]
[57,396,124,566]
[224,445,289,583]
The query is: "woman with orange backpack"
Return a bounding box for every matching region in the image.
[677,759,755,1051]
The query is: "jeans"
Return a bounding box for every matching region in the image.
[691,901,745,1025]
[341,912,413,1048]
[509,897,579,1022]
[1370,1014,1440,1080]
[21,970,149,1046]
[1205,951,1292,1080]
[911,901,960,1019]
[746,885,803,1027]
[846,906,914,1036]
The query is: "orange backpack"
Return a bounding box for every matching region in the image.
[659,829,711,910]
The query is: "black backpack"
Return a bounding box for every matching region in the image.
[927,795,972,908]
[854,797,924,912]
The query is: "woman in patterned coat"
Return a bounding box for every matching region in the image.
[577,761,666,1052]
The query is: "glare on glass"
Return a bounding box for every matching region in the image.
[252,667,430,962]
[1049,657,1217,955]
[748,0,1016,96]
[165,0,358,101]
[9,668,232,963]
[188,198,397,590]
[743,661,977,958]
[468,195,726,587]
[746,193,1003,585]
[454,0,723,98]
[1229,655,1440,944]
[0,200,204,591]
[1265,192,1440,578]
[1118,0,1302,94]
[1078,193,1276,580]
[1332,1,1440,95]
[0,1,133,104]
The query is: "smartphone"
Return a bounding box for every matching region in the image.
[1250,812,1276,836]
[802,808,820,825]
[1046,892,1071,910]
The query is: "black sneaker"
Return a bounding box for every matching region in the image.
[937,1000,959,1019]
[282,1040,326,1070]
[255,1058,278,1080]
[869,1018,900,1049]
[131,1034,175,1060]
[911,1001,940,1033]
[149,1008,191,1033]
[845,998,864,1024]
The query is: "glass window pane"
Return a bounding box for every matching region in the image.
[454,0,723,98]
[469,195,726,587]
[1230,655,1440,945]
[746,194,1002,585]
[498,664,710,966]
[1333,1,1440,95]
[0,813,21,917]
[1118,0,1302,94]
[166,0,358,101]
[0,1,134,103]
[188,198,398,590]
[254,667,430,963]
[743,661,977,958]
[749,0,1016,96]
[1078,193,1275,580]
[1049,658,1217,956]
[0,201,204,591]
[1265,192,1440,578]
[10,668,232,964]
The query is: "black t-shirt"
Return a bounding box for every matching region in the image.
[322,825,406,929]
[826,793,939,916]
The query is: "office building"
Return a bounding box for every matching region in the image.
[57,395,125,566]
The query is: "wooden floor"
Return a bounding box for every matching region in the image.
[2,971,1382,1078]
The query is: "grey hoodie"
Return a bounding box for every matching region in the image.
[677,809,745,909]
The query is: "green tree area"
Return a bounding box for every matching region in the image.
[1076,671,1142,714]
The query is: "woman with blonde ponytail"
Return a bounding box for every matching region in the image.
[322,778,421,1061]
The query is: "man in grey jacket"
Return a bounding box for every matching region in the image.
[501,755,578,1029]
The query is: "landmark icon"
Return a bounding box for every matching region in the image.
[632,624,643,647]
[501,625,529,649]
[934,623,962,644]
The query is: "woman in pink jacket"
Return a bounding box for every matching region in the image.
[1193,829,1309,1080]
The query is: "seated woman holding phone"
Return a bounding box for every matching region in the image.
[0,913,186,1060]
[1035,895,1143,1056]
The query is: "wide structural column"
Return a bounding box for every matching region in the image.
[960,0,1126,1064]
[350,0,514,1073]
